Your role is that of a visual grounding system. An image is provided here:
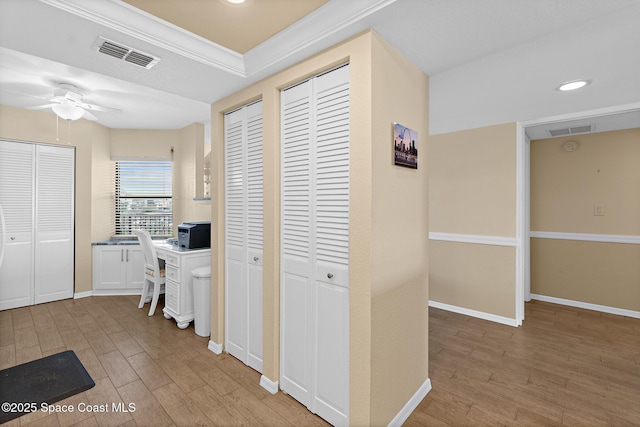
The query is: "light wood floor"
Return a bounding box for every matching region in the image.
[1,296,639,426]
[406,300,640,426]
[0,295,330,427]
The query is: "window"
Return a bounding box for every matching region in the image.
[115,161,172,236]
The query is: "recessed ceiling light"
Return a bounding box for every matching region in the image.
[226,0,246,3]
[556,79,591,91]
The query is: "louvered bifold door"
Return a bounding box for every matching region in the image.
[245,101,264,372]
[311,64,350,426]
[224,101,264,373]
[280,79,314,407]
[34,144,75,304]
[281,64,350,426]
[0,140,35,310]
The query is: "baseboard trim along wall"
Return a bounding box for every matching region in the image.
[74,291,93,299]
[530,231,640,245]
[530,294,640,319]
[429,300,520,327]
[208,340,223,355]
[91,289,146,297]
[387,378,432,427]
[259,375,279,395]
[429,232,517,247]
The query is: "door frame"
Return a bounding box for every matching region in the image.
[515,101,640,324]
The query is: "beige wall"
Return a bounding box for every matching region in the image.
[428,122,517,319]
[211,30,429,426]
[370,33,429,424]
[91,123,114,242]
[430,240,516,318]
[429,123,516,236]
[531,239,640,311]
[531,128,640,234]
[531,128,640,311]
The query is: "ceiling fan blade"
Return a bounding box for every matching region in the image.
[82,110,99,121]
[29,103,57,110]
[80,102,122,114]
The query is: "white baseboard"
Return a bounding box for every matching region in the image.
[429,300,520,327]
[530,294,640,319]
[388,378,432,427]
[260,375,279,395]
[91,289,144,296]
[74,291,93,299]
[208,340,223,354]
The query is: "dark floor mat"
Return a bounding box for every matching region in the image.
[0,350,95,424]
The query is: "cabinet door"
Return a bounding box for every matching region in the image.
[34,144,74,304]
[93,246,126,289]
[0,140,34,310]
[125,246,145,289]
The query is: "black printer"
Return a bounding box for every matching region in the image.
[177,221,211,249]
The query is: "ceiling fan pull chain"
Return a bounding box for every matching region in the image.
[56,114,60,143]
[68,120,71,145]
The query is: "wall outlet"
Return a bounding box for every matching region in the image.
[594,204,605,216]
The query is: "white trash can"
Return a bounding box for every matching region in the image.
[191,266,211,337]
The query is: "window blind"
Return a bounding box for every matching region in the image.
[115,161,172,236]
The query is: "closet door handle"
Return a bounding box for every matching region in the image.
[253,256,259,262]
[327,273,334,279]
[121,249,124,262]
[126,249,129,262]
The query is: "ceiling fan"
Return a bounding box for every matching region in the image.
[32,83,121,121]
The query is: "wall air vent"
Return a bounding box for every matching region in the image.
[548,124,593,138]
[95,37,160,69]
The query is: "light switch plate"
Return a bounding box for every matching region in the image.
[594,204,605,216]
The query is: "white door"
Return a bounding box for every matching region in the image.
[34,144,74,304]
[224,101,264,373]
[0,140,35,310]
[0,140,74,310]
[280,64,350,426]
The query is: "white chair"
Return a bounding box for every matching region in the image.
[134,229,165,316]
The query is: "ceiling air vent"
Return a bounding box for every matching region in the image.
[548,124,593,138]
[95,37,160,69]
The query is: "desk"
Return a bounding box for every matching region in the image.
[154,242,211,329]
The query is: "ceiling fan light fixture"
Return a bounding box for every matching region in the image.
[52,103,85,121]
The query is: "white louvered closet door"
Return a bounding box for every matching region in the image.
[34,144,75,303]
[281,64,350,427]
[0,140,35,310]
[224,101,264,373]
[0,141,74,310]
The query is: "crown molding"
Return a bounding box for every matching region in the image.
[38,0,245,76]
[39,0,397,80]
[245,0,398,77]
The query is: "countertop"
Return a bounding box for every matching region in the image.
[92,237,211,253]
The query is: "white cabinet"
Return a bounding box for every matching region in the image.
[224,101,264,373]
[280,64,350,426]
[0,140,74,311]
[157,244,211,329]
[92,245,144,293]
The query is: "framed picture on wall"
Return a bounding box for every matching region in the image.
[393,123,418,169]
